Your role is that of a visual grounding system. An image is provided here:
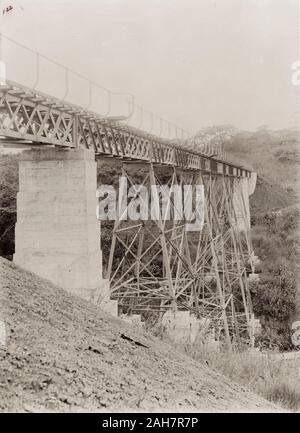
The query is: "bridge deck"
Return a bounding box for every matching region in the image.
[0,80,251,178]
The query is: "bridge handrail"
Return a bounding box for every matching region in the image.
[0,32,191,141]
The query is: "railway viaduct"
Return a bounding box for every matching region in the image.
[0,38,258,349]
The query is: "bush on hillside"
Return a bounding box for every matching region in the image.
[251,209,299,350]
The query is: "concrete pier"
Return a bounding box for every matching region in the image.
[14,148,109,304]
[162,310,218,346]
[232,174,257,232]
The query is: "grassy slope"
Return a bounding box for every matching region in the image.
[0,258,278,413]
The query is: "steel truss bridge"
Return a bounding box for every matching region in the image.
[0,80,250,177]
[0,78,255,349]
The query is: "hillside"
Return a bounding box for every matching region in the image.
[225,127,300,348]
[225,127,299,213]
[0,257,280,412]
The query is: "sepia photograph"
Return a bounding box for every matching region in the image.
[0,0,299,416]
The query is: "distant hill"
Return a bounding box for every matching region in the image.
[225,127,299,214]
[191,126,299,213]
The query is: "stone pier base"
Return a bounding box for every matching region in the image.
[162,310,218,347]
[13,148,113,308]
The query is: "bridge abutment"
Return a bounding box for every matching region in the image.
[14,147,113,307]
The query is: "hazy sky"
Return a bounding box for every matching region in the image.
[0,0,299,133]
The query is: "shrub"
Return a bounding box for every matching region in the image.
[179,343,300,411]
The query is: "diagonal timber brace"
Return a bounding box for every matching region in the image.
[104,163,255,349]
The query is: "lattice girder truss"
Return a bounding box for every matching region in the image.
[0,81,252,178]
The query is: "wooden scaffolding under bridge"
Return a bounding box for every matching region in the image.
[104,162,255,350]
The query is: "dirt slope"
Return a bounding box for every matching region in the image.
[0,258,280,412]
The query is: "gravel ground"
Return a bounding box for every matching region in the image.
[0,257,282,412]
